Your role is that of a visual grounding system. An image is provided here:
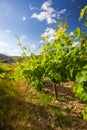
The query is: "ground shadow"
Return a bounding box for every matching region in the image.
[0,81,53,130]
[0,79,87,130]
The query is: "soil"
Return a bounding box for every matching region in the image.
[44,80,87,130]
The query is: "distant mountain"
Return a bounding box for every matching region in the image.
[11,56,24,62]
[0,54,11,62]
[0,53,24,63]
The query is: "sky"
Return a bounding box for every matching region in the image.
[0,0,87,56]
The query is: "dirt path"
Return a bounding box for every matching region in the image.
[44,81,87,130]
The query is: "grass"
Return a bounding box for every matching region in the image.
[0,64,87,130]
[0,77,67,130]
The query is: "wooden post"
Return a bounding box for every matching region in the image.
[53,83,58,98]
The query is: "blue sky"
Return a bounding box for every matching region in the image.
[0,0,87,56]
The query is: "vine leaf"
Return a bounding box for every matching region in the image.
[74,27,80,39]
[79,5,87,21]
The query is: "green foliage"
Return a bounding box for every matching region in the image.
[13,62,25,79]
[0,62,14,79]
[15,7,86,92]
[73,83,87,102]
[9,5,87,120]
[73,6,87,97]
[74,27,80,39]
[0,5,87,126]
[40,24,71,83]
[14,53,45,91]
[76,70,87,83]
[0,79,16,128]
[83,106,87,121]
[79,5,87,27]
[37,92,53,104]
[73,64,87,101]
[79,5,87,21]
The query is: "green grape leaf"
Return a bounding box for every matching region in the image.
[23,46,27,50]
[43,37,48,42]
[79,9,85,21]
[74,27,80,39]
[18,42,21,46]
[79,6,87,21]
[21,52,26,57]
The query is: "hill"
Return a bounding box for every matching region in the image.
[0,54,11,62]
[0,53,23,63]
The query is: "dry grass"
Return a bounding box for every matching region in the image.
[0,79,87,130]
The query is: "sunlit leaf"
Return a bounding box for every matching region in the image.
[18,42,21,46]
[74,27,80,39]
[79,6,87,21]
[43,37,48,42]
[21,52,26,57]
[23,46,27,50]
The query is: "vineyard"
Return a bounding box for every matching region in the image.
[0,5,87,130]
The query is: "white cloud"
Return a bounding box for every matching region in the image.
[0,28,39,56]
[31,0,66,24]
[29,4,39,10]
[41,27,55,37]
[69,31,74,36]
[72,41,80,47]
[22,16,26,21]
[41,1,52,11]
[39,40,44,44]
[31,11,56,24]
[57,9,66,17]
[0,41,10,47]
[0,47,5,54]
[12,49,20,52]
[0,46,10,55]
[0,29,20,56]
[30,44,39,53]
[5,29,11,33]
[40,27,57,43]
[31,44,36,49]
[10,49,22,56]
